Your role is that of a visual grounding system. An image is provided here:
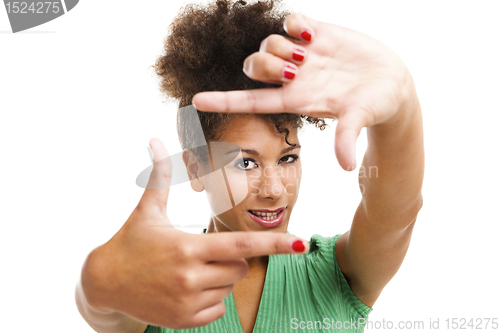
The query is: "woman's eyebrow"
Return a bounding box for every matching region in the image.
[280,145,301,155]
[224,145,301,156]
[240,149,259,156]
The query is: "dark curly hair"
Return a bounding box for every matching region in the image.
[152,0,326,161]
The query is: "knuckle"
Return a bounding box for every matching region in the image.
[267,34,282,48]
[182,271,198,291]
[274,239,283,254]
[213,302,227,321]
[234,238,254,257]
[247,90,258,113]
[174,243,195,260]
[260,34,280,52]
[173,269,198,291]
[262,59,274,77]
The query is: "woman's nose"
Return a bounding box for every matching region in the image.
[256,166,284,200]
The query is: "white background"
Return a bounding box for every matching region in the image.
[1,0,499,332]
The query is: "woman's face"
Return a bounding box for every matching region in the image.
[196,115,302,233]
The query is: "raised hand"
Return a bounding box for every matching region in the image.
[192,13,417,171]
[80,138,309,330]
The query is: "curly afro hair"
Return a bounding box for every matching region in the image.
[152,0,326,160]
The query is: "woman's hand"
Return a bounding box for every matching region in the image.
[79,138,309,331]
[192,13,417,171]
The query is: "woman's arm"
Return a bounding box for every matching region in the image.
[335,81,424,308]
[192,13,424,308]
[75,140,310,331]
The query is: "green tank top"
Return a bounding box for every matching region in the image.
[145,233,372,333]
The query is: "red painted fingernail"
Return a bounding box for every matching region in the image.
[284,66,296,80]
[292,49,305,62]
[301,30,312,41]
[292,240,305,252]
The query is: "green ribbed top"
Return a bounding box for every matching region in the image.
[145,233,372,333]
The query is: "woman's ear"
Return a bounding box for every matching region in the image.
[182,149,205,192]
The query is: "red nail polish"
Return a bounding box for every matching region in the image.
[292,49,305,62]
[301,30,311,41]
[284,66,296,80]
[292,240,305,252]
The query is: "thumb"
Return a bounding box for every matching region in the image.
[138,138,172,214]
[334,111,366,171]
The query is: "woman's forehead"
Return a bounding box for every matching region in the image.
[216,114,299,147]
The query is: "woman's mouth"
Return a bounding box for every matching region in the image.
[248,207,286,227]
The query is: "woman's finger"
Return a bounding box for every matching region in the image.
[259,34,307,65]
[188,301,227,329]
[283,13,317,42]
[334,110,370,171]
[196,285,234,309]
[196,231,309,261]
[243,52,298,84]
[196,260,249,290]
[137,138,172,215]
[193,88,285,113]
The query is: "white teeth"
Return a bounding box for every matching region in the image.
[250,210,280,220]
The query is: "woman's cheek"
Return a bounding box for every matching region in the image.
[224,168,251,206]
[203,168,236,216]
[284,164,301,199]
[202,162,250,215]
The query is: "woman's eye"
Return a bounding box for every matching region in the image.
[235,159,257,170]
[279,154,298,164]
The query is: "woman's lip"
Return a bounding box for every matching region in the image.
[248,207,285,213]
[248,208,286,228]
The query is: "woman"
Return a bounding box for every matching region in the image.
[75,0,424,332]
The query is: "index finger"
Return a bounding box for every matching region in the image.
[192,88,291,114]
[196,231,309,261]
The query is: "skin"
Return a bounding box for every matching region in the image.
[183,115,303,332]
[75,11,424,333]
[193,10,424,319]
[75,135,310,333]
[184,115,301,236]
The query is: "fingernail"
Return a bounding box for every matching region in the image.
[292,240,305,252]
[292,49,305,62]
[301,30,312,42]
[284,65,296,80]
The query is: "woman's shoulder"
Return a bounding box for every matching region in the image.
[279,232,372,319]
[309,233,342,251]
